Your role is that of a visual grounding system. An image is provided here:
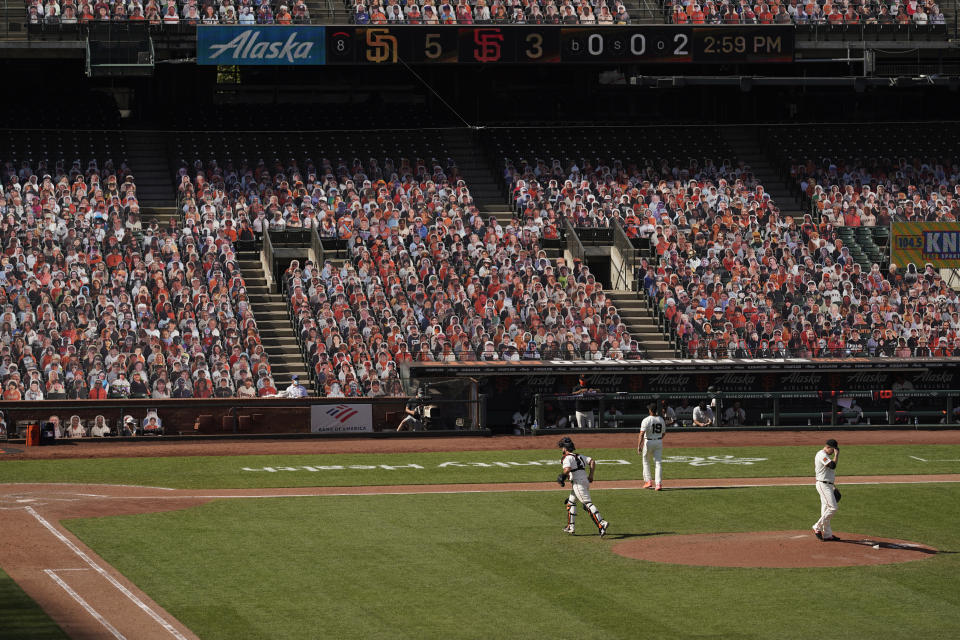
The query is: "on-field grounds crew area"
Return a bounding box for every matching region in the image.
[2,428,960,640]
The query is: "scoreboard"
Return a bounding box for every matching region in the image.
[198,25,795,66]
[329,25,794,65]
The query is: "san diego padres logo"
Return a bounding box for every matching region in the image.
[366,28,398,64]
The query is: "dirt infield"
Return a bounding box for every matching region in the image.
[612,531,939,568]
[4,428,960,460]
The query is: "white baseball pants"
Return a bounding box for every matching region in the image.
[813,481,838,537]
[642,439,663,484]
[575,410,594,429]
[566,480,603,530]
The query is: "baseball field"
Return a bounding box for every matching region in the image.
[2,430,960,640]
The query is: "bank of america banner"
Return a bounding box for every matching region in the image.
[198,26,326,65]
[892,222,960,269]
[310,403,373,433]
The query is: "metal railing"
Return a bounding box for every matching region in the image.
[611,219,636,291]
[563,217,585,264]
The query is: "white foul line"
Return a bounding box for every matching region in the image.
[910,456,929,462]
[25,507,189,640]
[45,569,126,640]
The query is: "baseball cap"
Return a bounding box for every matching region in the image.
[825,439,839,449]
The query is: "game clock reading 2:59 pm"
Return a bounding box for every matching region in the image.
[326,25,794,65]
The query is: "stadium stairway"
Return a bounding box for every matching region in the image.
[236,250,312,391]
[607,291,678,358]
[625,0,664,22]
[0,9,24,40]
[442,129,515,226]
[720,128,806,218]
[319,3,353,23]
[126,130,177,208]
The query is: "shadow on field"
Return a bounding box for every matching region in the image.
[606,531,675,540]
[834,538,954,555]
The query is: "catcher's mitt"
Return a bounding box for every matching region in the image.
[556,473,566,487]
[833,488,842,502]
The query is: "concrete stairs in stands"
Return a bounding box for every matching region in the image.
[443,129,515,227]
[624,0,662,22]
[317,1,352,23]
[607,291,678,358]
[1,9,24,40]
[237,250,311,391]
[720,127,805,218]
[126,130,176,209]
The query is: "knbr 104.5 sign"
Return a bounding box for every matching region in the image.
[892,222,960,269]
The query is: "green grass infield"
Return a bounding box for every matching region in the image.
[64,484,960,640]
[0,568,67,639]
[2,444,960,489]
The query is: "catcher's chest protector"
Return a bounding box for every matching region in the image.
[561,453,586,471]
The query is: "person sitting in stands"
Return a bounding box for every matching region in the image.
[129,371,149,398]
[90,415,111,437]
[258,377,278,397]
[236,377,257,398]
[122,415,139,436]
[213,377,233,397]
[142,410,163,435]
[284,374,308,397]
[108,372,130,398]
[67,415,86,438]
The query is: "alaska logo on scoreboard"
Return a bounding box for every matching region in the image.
[892,222,960,268]
[198,26,326,65]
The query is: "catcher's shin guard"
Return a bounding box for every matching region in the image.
[565,496,576,526]
[584,501,603,527]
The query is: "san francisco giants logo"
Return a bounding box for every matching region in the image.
[473,29,504,63]
[366,28,397,63]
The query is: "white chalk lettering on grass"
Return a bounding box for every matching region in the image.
[241,457,765,473]
[662,455,767,467]
[242,464,424,472]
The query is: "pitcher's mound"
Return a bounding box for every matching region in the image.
[612,531,937,568]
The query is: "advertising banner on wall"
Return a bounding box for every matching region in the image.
[891,222,960,269]
[198,26,326,65]
[310,404,373,433]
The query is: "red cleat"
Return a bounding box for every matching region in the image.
[643,481,653,489]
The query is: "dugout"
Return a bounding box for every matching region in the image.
[403,358,960,433]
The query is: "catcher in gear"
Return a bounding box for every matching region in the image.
[557,437,609,537]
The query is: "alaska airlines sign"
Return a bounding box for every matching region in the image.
[198,26,326,65]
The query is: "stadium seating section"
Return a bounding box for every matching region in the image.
[488,125,960,359]
[666,0,947,26]
[350,0,632,24]
[175,130,642,396]
[2,124,958,404]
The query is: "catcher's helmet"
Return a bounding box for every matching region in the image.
[557,437,576,451]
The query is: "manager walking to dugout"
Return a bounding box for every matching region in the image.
[557,437,609,537]
[639,402,666,490]
[813,438,840,541]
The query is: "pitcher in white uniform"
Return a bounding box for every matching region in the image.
[812,438,840,541]
[638,402,666,490]
[558,437,609,537]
